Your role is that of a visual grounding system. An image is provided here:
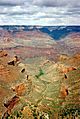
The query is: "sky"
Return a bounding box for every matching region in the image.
[0,0,80,25]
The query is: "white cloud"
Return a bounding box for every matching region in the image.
[0,0,80,25]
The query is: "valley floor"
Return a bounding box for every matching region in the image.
[0,50,80,119]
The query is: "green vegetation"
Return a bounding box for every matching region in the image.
[35,68,44,78]
[59,108,80,119]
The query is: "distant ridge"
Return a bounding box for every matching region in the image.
[0,26,80,40]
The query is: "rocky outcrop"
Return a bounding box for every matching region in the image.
[8,55,20,66]
[2,96,19,119]
[0,50,8,57]
[61,66,77,74]
[12,83,26,96]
